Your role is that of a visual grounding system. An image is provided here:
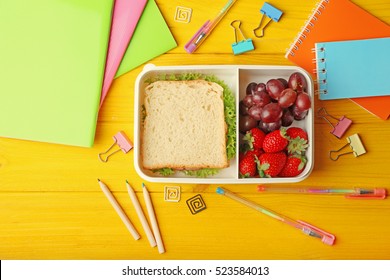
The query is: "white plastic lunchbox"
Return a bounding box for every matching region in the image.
[134,64,314,184]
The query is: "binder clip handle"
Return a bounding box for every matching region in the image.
[98,131,133,162]
[317,107,338,126]
[253,2,283,38]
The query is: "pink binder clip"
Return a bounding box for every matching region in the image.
[98,131,133,162]
[317,107,352,138]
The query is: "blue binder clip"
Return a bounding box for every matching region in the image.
[230,20,254,55]
[253,2,283,38]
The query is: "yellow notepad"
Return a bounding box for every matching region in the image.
[0,0,114,147]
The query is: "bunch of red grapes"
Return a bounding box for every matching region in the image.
[239,72,311,134]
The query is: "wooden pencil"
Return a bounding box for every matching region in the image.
[98,179,140,240]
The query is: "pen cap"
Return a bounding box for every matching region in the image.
[185,43,197,54]
[345,188,387,199]
[297,220,335,246]
[184,20,210,54]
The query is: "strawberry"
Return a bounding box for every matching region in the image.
[239,153,258,178]
[244,148,263,159]
[258,152,287,177]
[262,129,288,153]
[285,127,309,155]
[242,128,266,150]
[279,155,307,177]
[286,127,308,141]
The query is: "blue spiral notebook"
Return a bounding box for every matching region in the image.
[315,37,390,100]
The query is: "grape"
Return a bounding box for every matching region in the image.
[266,79,286,100]
[252,91,271,107]
[240,73,311,146]
[288,72,308,93]
[281,109,294,127]
[259,120,282,133]
[295,92,311,111]
[278,88,297,108]
[277,78,288,88]
[265,120,282,132]
[254,83,266,94]
[240,115,258,133]
[248,104,262,121]
[246,82,257,95]
[260,103,282,123]
[242,95,254,108]
[291,105,308,120]
[258,121,269,133]
[239,101,249,116]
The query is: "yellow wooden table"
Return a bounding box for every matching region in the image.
[1,0,390,260]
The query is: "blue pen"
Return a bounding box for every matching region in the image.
[185,0,237,53]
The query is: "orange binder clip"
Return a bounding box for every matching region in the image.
[98,131,133,162]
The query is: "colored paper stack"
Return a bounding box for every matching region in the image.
[285,0,390,120]
[0,0,177,147]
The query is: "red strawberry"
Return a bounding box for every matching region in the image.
[285,127,309,155]
[279,155,307,177]
[286,127,308,141]
[244,148,263,158]
[243,128,266,150]
[239,153,258,178]
[262,129,288,153]
[258,152,287,177]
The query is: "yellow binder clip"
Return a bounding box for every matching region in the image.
[329,134,367,161]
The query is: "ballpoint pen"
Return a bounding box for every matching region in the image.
[216,187,335,245]
[184,0,238,53]
[257,185,387,199]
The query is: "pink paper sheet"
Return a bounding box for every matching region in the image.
[100,0,147,106]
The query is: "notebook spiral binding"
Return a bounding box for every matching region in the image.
[313,43,328,94]
[285,0,330,57]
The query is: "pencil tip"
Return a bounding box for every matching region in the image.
[126,180,129,184]
[97,179,100,182]
[142,183,145,188]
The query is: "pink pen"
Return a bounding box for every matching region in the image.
[257,185,387,199]
[217,187,335,245]
[185,0,237,53]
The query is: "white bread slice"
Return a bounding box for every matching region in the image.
[142,80,228,170]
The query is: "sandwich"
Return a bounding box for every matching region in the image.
[141,74,236,177]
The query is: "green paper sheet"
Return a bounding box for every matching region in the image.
[0,0,114,147]
[115,0,177,78]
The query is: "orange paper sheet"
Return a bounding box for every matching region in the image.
[286,0,390,120]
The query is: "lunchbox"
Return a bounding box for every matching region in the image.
[134,64,314,184]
